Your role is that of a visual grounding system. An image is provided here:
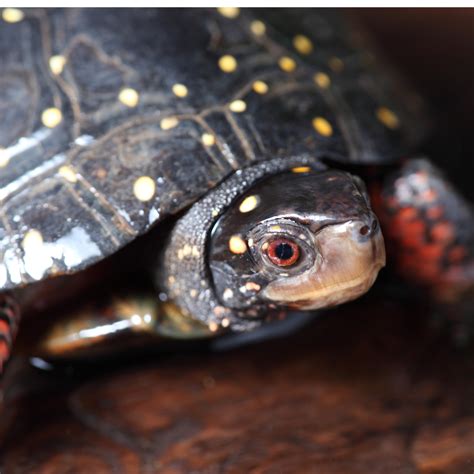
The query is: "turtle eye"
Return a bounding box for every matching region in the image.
[265,238,300,267]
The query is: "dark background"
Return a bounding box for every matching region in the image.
[355,9,474,200]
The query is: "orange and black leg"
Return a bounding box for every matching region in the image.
[0,294,20,377]
[371,158,474,342]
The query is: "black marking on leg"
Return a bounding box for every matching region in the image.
[0,295,20,375]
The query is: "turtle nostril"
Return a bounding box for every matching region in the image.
[371,218,379,232]
[359,225,370,236]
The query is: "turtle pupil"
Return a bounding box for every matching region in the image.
[275,243,294,260]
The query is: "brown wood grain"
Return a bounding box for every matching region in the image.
[1,296,474,473]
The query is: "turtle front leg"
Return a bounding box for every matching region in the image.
[0,294,20,376]
[33,292,214,362]
[372,158,473,342]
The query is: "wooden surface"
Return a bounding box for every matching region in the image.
[1,295,474,473]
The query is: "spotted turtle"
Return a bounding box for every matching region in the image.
[0,9,472,383]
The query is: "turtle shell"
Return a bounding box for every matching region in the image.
[0,8,428,290]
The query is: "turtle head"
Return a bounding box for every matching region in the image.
[209,168,386,313]
[163,161,386,331]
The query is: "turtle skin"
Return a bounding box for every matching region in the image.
[0,8,427,291]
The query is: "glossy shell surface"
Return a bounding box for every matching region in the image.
[0,8,427,290]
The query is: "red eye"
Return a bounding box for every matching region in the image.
[266,238,300,267]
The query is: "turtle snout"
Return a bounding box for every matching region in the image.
[354,214,380,242]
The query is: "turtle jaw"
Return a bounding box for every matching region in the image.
[261,219,386,310]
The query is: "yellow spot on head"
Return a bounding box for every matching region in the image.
[41,108,62,128]
[118,88,139,107]
[218,55,237,73]
[328,57,344,73]
[270,225,281,232]
[291,166,311,174]
[160,117,179,130]
[22,229,44,252]
[312,117,333,137]
[190,289,198,298]
[2,8,24,23]
[202,133,215,147]
[217,7,240,18]
[250,20,266,36]
[133,176,156,202]
[229,235,247,254]
[245,281,261,292]
[314,72,331,89]
[0,148,10,168]
[252,80,269,94]
[172,83,188,98]
[278,56,296,72]
[229,99,246,113]
[211,209,219,217]
[239,195,260,213]
[49,55,66,75]
[293,34,313,55]
[376,107,400,130]
[58,165,77,183]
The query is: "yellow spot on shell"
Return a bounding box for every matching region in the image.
[202,133,215,147]
[218,55,237,73]
[314,72,331,89]
[376,107,400,130]
[312,117,333,137]
[41,108,62,128]
[229,235,247,254]
[250,20,266,36]
[0,148,10,168]
[328,57,344,72]
[221,318,230,328]
[217,7,240,18]
[278,56,296,72]
[49,55,66,75]
[270,225,281,232]
[160,117,179,130]
[133,176,156,202]
[2,8,24,23]
[172,83,188,98]
[229,99,246,113]
[293,34,313,55]
[239,195,259,213]
[118,88,139,107]
[58,165,77,183]
[252,80,268,94]
[291,166,311,173]
[22,229,44,252]
[208,321,219,332]
[223,288,234,300]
